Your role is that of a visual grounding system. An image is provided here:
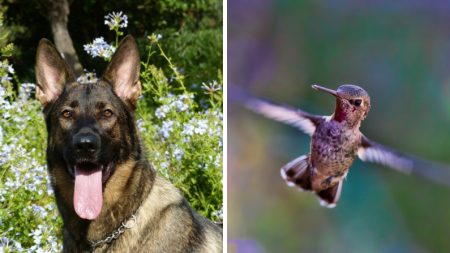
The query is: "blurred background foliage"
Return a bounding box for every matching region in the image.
[228,0,450,252]
[0,0,222,100]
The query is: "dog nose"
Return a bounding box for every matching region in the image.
[73,134,99,155]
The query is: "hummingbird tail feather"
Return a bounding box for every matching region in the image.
[280,154,313,191]
[315,181,343,208]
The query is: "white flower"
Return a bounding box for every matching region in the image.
[170,100,189,112]
[201,81,221,94]
[194,126,206,135]
[148,33,163,43]
[181,124,194,136]
[105,12,128,30]
[136,118,146,132]
[160,120,174,138]
[197,119,208,129]
[179,94,189,100]
[29,229,41,237]
[214,153,222,167]
[155,105,170,118]
[172,146,184,161]
[1,76,12,83]
[18,83,35,101]
[84,37,115,59]
[77,70,98,84]
[4,178,15,187]
[212,206,223,220]
[190,119,208,135]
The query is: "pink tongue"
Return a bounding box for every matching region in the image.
[74,163,103,220]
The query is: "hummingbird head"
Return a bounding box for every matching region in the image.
[312,84,371,126]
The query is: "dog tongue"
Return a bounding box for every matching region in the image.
[74,163,103,220]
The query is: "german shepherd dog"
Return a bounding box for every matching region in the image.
[35,35,223,252]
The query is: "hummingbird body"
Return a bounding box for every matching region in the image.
[238,84,417,207]
[309,116,360,190]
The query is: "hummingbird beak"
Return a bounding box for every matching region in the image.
[311,85,340,97]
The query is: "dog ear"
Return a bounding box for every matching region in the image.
[35,39,74,108]
[103,35,142,108]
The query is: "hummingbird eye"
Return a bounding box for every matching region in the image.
[354,99,362,106]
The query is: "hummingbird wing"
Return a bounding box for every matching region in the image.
[244,97,321,136]
[358,135,413,174]
[229,85,321,135]
[358,135,450,187]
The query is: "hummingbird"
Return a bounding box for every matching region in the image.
[232,84,450,208]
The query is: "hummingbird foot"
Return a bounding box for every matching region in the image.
[309,164,315,180]
[321,172,344,187]
[321,176,333,187]
[333,171,345,177]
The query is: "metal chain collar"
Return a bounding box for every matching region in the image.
[87,203,143,248]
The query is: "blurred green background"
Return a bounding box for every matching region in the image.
[228,1,450,252]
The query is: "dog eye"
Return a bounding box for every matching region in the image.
[103,110,113,117]
[354,99,362,106]
[62,110,71,118]
[348,99,354,105]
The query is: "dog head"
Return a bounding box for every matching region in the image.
[35,35,142,220]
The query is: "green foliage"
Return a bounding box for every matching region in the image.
[138,34,223,220]
[0,43,14,58]
[0,13,14,58]
[0,79,63,251]
[2,0,223,99]
[154,4,223,92]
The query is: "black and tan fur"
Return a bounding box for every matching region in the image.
[35,35,223,252]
